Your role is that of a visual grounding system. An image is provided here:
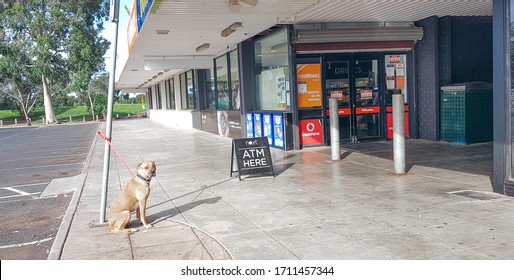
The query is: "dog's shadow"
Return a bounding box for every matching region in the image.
[146,197,221,225]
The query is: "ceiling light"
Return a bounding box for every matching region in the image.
[196,43,211,53]
[156,30,170,35]
[240,0,258,6]
[221,22,242,37]
[228,0,241,12]
[228,0,258,12]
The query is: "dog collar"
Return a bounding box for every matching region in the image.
[136,173,152,183]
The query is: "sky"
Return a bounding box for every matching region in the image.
[102,0,133,82]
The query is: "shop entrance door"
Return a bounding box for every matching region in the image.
[325,56,381,142]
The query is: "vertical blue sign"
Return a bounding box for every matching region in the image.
[263,113,274,146]
[253,113,263,137]
[273,114,285,149]
[245,113,254,137]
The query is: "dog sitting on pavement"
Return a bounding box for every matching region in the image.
[108,161,156,234]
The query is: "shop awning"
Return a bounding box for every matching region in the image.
[294,25,424,53]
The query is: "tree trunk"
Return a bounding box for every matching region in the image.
[21,106,32,126]
[42,74,57,124]
[87,92,96,120]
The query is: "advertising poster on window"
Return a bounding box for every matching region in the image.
[217,111,230,137]
[299,119,323,146]
[297,64,322,108]
[246,113,254,137]
[253,113,263,137]
[263,113,274,146]
[273,114,285,149]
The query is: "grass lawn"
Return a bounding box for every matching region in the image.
[0,104,146,125]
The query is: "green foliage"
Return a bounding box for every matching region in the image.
[0,104,146,123]
[86,93,108,117]
[0,0,110,122]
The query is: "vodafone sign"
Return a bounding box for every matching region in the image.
[299,119,324,145]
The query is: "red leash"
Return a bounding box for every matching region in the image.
[97,130,134,177]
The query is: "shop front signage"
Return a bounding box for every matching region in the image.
[299,119,323,145]
[326,108,351,116]
[356,106,381,114]
[297,64,322,108]
[273,114,285,149]
[137,0,153,31]
[231,137,275,180]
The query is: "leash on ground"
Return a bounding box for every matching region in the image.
[97,130,135,177]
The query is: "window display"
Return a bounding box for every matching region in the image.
[215,56,229,109]
[385,54,408,103]
[254,28,291,111]
[230,50,240,110]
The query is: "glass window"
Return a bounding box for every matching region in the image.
[230,50,240,110]
[180,72,187,109]
[216,55,230,109]
[155,84,162,109]
[179,71,195,109]
[147,87,153,109]
[254,28,290,111]
[206,68,215,109]
[187,70,195,109]
[165,78,175,109]
[384,54,408,104]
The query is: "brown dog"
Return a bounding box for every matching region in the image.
[108,161,156,234]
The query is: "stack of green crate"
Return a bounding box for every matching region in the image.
[440,82,493,144]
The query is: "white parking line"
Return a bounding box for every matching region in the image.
[1,182,49,189]
[0,238,53,249]
[4,187,32,196]
[0,183,48,199]
[0,192,42,199]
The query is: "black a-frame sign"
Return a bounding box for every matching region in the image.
[230,137,275,181]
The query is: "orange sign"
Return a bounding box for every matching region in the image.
[297,64,322,108]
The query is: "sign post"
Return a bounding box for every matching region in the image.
[231,137,275,181]
[99,0,120,224]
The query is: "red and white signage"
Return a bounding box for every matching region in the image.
[299,119,323,145]
[356,106,380,114]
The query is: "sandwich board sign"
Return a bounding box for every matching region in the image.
[230,137,275,181]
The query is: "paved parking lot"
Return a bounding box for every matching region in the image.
[0,123,99,259]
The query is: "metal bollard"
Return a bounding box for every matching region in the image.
[0,120,3,126]
[96,115,99,121]
[15,119,17,125]
[42,117,45,125]
[83,116,86,122]
[329,98,340,160]
[69,116,72,122]
[393,90,406,174]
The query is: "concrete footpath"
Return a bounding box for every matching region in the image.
[49,118,514,260]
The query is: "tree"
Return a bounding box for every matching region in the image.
[0,0,109,124]
[85,72,109,119]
